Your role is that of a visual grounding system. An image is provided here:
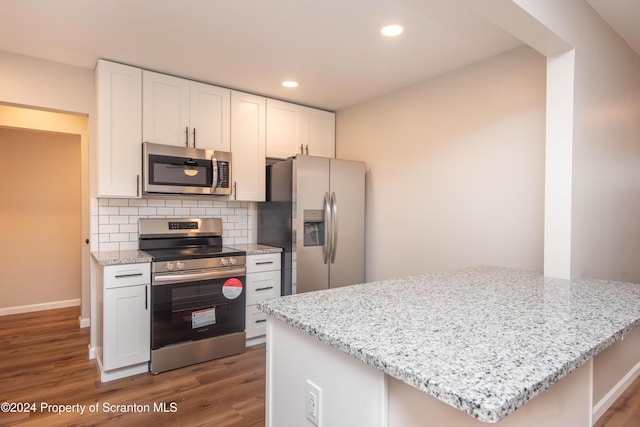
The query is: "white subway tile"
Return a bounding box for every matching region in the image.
[182,199,198,207]
[221,207,235,215]
[99,233,111,243]
[147,199,165,207]
[157,207,174,215]
[99,224,119,234]
[98,198,110,206]
[165,199,182,207]
[99,242,119,252]
[206,208,221,216]
[109,216,129,225]
[174,207,190,216]
[129,199,148,207]
[119,241,138,251]
[109,198,129,207]
[98,206,119,216]
[119,207,139,216]
[120,223,138,233]
[190,208,206,216]
[198,200,214,208]
[139,207,157,216]
[110,233,129,242]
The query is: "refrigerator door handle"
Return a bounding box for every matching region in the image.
[330,191,338,263]
[323,192,332,264]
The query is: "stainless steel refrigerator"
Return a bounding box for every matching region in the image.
[258,155,365,295]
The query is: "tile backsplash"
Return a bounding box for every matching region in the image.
[91,197,255,252]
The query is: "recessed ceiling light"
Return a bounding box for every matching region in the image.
[381,24,403,37]
[282,81,299,88]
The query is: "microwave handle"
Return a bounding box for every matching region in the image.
[211,156,218,192]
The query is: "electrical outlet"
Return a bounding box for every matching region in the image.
[305,379,321,426]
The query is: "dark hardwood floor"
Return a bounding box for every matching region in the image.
[2,307,640,427]
[0,307,265,427]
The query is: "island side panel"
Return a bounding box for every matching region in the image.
[592,327,640,422]
[266,316,387,427]
[387,360,592,427]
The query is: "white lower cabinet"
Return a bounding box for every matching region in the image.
[245,253,281,345]
[99,263,151,381]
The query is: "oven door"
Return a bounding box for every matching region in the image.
[151,268,246,350]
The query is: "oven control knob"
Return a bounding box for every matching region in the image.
[166,262,176,271]
[229,257,238,266]
[220,258,229,266]
[177,261,185,270]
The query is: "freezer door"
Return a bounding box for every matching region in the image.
[295,156,330,293]
[329,158,365,288]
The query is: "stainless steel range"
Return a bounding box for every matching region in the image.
[139,218,246,374]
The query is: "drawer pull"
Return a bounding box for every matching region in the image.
[255,319,267,324]
[115,273,144,278]
[255,261,274,265]
[255,286,274,292]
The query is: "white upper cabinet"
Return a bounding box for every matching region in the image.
[231,91,266,202]
[143,71,230,151]
[96,59,142,198]
[190,81,231,151]
[266,99,335,159]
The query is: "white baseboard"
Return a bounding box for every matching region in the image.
[0,299,81,316]
[79,316,90,328]
[592,360,640,424]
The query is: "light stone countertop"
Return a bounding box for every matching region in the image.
[228,243,283,255]
[257,265,640,423]
[91,250,152,266]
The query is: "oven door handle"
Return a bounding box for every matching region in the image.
[153,267,245,286]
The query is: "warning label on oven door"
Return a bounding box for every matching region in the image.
[192,307,216,329]
[222,278,243,300]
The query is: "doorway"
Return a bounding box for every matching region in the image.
[0,105,89,324]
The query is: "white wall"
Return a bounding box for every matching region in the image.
[336,46,546,282]
[0,50,93,114]
[513,0,640,283]
[0,51,94,319]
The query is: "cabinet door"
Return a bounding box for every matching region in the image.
[305,107,335,158]
[96,60,142,198]
[190,81,230,151]
[103,284,150,370]
[231,91,266,201]
[246,270,281,305]
[143,71,190,147]
[266,99,303,159]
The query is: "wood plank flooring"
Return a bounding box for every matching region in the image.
[2,307,640,426]
[0,307,265,427]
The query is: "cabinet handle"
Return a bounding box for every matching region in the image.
[255,286,274,292]
[305,144,309,155]
[145,285,148,310]
[255,261,274,265]
[300,144,304,155]
[233,182,237,200]
[193,128,196,148]
[255,319,267,324]
[115,273,144,278]
[185,126,189,147]
[136,174,140,197]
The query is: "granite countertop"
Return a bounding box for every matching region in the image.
[229,243,282,255]
[258,265,640,423]
[91,250,152,266]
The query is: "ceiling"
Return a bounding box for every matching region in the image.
[0,1,637,111]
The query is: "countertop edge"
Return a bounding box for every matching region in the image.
[257,270,640,423]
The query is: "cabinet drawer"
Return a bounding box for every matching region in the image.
[246,270,281,305]
[245,305,267,339]
[104,264,150,289]
[246,253,281,273]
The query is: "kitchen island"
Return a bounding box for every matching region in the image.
[258,266,640,426]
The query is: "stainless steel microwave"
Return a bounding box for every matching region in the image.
[143,142,232,196]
